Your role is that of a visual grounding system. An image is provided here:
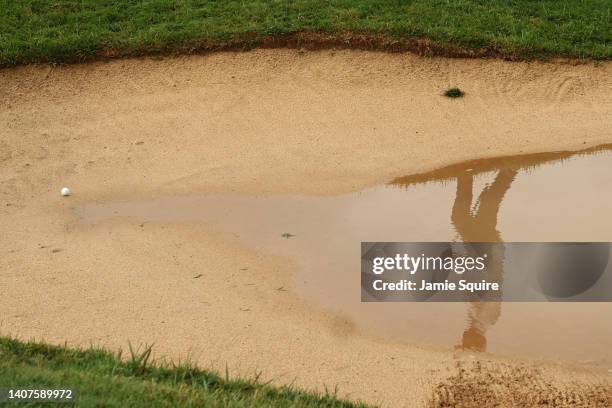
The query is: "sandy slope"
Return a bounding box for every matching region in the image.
[1,50,611,407]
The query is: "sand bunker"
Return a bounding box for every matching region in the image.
[1,50,611,407]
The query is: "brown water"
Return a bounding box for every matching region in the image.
[76,145,612,367]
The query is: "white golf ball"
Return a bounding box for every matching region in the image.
[60,187,71,196]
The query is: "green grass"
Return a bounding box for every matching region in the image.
[0,337,371,407]
[0,0,611,65]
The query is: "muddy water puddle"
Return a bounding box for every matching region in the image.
[77,145,612,367]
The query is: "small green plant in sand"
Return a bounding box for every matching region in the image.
[444,87,465,98]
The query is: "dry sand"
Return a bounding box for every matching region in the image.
[1,50,611,407]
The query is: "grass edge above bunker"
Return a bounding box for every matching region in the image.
[2,0,612,66]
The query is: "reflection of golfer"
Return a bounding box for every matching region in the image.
[451,169,517,351]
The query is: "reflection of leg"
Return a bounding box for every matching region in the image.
[461,302,502,351]
[461,242,505,351]
[451,174,474,238]
[474,170,517,238]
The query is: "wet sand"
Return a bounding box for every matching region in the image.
[75,145,612,366]
[1,50,612,407]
